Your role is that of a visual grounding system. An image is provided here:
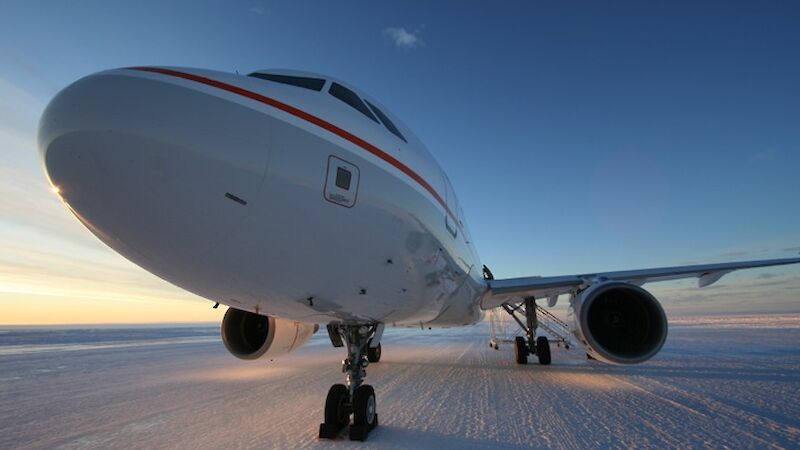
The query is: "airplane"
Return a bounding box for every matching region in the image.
[38,66,800,441]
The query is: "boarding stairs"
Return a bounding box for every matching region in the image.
[489,301,573,350]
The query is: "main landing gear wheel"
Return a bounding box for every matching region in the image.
[514,336,528,365]
[536,336,551,365]
[367,342,381,363]
[349,385,378,441]
[501,297,563,366]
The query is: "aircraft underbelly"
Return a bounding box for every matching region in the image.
[215,120,483,326]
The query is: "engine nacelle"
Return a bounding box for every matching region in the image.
[570,281,668,365]
[221,307,317,360]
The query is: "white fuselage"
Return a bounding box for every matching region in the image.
[39,67,487,327]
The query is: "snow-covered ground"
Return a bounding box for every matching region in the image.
[1,315,799,449]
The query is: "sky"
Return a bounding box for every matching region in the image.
[1,1,799,324]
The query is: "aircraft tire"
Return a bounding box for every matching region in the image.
[324,384,349,426]
[367,342,381,363]
[514,336,528,364]
[350,385,377,441]
[536,336,551,365]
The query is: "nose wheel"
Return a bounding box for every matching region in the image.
[367,341,381,362]
[319,324,381,441]
[322,384,349,430]
[350,385,378,440]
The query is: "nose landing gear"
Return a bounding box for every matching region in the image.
[319,324,380,441]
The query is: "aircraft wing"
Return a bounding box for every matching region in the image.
[482,257,800,310]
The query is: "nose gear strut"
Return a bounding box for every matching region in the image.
[319,323,380,441]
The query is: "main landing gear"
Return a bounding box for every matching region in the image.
[319,323,382,441]
[500,297,555,365]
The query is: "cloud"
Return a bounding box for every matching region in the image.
[648,272,800,315]
[0,76,215,324]
[383,27,424,49]
[248,2,268,16]
[677,244,800,266]
[0,77,46,137]
[750,148,779,163]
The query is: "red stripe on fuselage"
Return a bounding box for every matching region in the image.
[129,67,459,227]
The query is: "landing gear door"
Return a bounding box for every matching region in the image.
[324,155,360,208]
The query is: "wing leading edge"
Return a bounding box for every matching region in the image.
[482,257,800,310]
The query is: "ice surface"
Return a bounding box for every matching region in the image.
[1,315,799,449]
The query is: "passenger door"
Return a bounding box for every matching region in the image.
[444,175,458,238]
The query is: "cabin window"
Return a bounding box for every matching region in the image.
[335,167,352,190]
[329,82,379,123]
[248,73,326,91]
[365,100,407,143]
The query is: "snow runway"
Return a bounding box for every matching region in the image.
[1,315,799,449]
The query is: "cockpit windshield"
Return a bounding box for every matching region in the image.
[365,100,406,143]
[248,73,325,91]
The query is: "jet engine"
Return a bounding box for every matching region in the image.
[221,307,317,360]
[570,281,667,364]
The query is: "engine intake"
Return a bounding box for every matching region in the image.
[573,282,667,364]
[221,307,317,360]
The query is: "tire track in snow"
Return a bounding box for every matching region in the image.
[3,318,799,449]
[608,374,798,448]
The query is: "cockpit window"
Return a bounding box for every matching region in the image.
[329,82,379,123]
[365,100,407,143]
[248,73,325,91]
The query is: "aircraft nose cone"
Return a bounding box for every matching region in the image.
[38,72,121,220]
[38,71,162,234]
[38,68,269,280]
